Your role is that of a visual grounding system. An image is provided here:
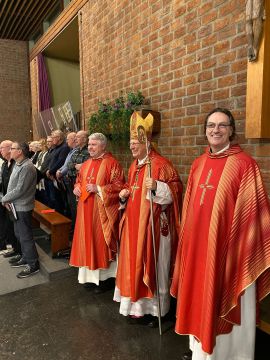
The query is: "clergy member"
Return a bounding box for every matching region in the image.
[171,108,270,360]
[70,133,125,293]
[114,112,182,327]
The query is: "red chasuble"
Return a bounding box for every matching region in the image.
[171,145,270,354]
[70,153,124,270]
[116,150,182,302]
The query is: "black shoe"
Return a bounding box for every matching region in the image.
[147,317,160,328]
[10,258,27,268]
[94,285,106,294]
[9,255,22,264]
[53,248,71,259]
[3,250,18,258]
[181,350,192,360]
[126,315,151,326]
[16,264,40,278]
[83,282,96,290]
[94,279,115,294]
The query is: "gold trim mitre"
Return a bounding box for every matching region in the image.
[130,111,154,142]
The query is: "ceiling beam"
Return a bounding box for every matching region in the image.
[30,0,88,60]
[0,0,16,33]
[2,0,22,38]
[0,0,9,19]
[21,1,58,40]
[9,0,38,39]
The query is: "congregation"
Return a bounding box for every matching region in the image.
[1,107,270,360]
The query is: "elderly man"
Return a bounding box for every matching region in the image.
[2,142,39,278]
[0,140,20,258]
[46,130,70,214]
[39,135,54,207]
[114,112,182,327]
[70,133,125,293]
[56,130,89,235]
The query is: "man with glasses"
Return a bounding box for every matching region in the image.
[171,108,270,360]
[1,142,39,278]
[0,140,20,257]
[114,113,182,327]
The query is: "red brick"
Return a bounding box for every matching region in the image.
[255,144,270,157]
[218,75,235,88]
[1,40,31,141]
[198,24,213,38]
[213,88,230,100]
[31,0,268,193]
[198,92,212,103]
[187,84,200,95]
[198,70,212,82]
[201,80,217,92]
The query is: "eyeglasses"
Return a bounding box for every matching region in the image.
[206,122,231,130]
[129,142,141,147]
[10,147,21,150]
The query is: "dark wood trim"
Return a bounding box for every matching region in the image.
[246,1,270,138]
[29,0,88,61]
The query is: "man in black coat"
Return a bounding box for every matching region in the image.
[45,130,69,215]
[0,140,21,258]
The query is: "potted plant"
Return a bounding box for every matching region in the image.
[88,91,145,144]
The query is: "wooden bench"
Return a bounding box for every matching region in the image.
[32,200,71,257]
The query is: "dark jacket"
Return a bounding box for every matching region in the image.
[48,142,70,176]
[0,159,15,195]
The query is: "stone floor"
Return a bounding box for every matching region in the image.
[0,235,269,360]
[0,272,188,360]
[0,271,269,360]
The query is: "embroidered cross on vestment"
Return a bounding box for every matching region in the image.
[199,168,214,205]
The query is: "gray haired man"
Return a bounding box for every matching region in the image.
[2,142,39,278]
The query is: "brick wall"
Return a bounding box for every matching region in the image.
[0,39,32,142]
[78,0,270,193]
[30,0,270,193]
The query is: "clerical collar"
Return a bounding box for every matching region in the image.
[137,155,148,165]
[211,143,230,154]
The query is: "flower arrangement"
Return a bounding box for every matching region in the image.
[88,91,145,143]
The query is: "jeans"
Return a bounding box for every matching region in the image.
[13,211,38,268]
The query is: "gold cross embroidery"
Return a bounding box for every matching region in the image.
[199,169,214,205]
[131,169,140,201]
[87,168,95,183]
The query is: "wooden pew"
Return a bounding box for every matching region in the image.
[32,200,71,257]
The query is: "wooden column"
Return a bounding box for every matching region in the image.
[246,1,270,138]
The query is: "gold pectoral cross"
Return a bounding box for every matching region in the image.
[131,169,140,201]
[199,169,214,205]
[87,168,95,183]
